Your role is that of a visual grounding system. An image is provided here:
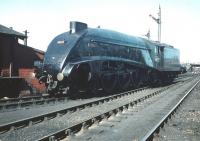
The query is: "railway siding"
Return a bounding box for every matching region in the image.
[152,78,200,141]
[0,96,67,112]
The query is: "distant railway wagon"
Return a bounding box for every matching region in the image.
[35,21,181,96]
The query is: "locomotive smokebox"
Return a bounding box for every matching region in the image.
[70,21,87,33]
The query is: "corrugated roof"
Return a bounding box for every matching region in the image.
[0,24,26,39]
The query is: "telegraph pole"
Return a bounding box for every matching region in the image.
[149,5,161,42]
[24,30,29,46]
[158,5,161,42]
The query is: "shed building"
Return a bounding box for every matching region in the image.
[0,24,45,97]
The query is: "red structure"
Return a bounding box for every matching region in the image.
[0,24,46,97]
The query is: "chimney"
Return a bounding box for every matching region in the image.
[70,21,87,34]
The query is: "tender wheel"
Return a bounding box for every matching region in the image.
[100,72,117,94]
[118,72,131,91]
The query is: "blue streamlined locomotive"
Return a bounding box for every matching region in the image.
[35,21,181,95]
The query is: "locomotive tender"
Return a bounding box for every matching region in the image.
[35,21,181,95]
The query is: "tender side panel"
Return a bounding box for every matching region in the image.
[161,47,180,71]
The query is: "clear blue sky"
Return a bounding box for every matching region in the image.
[1,0,200,63]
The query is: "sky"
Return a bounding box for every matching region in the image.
[1,0,200,63]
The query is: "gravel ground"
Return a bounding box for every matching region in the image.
[60,76,200,141]
[153,77,200,141]
[0,86,166,141]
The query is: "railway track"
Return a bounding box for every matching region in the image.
[0,95,67,111]
[141,78,200,141]
[0,87,149,134]
[0,95,48,104]
[36,78,195,141]
[55,75,198,141]
[0,75,196,141]
[0,74,192,112]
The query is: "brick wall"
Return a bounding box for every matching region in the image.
[19,68,46,93]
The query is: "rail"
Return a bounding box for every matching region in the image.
[0,95,48,104]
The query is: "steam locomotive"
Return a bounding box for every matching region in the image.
[35,21,181,95]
